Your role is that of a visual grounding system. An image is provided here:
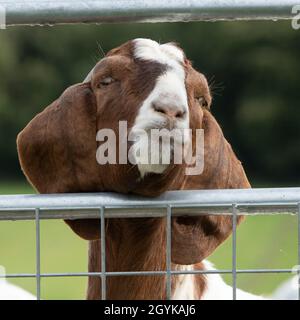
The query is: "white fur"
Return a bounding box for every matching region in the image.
[0,281,36,300]
[133,39,185,67]
[201,261,264,300]
[131,39,189,178]
[271,276,298,300]
[172,265,195,300]
[172,261,264,300]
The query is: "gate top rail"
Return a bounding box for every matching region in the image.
[0,187,299,220]
[0,0,298,27]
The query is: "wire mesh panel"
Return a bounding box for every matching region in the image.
[0,188,299,300]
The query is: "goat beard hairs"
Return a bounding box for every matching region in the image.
[16,81,250,299]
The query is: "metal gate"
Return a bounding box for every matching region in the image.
[0,188,299,299]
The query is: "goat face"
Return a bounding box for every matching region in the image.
[17,39,249,268]
[82,39,211,195]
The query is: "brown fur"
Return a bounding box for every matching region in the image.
[17,40,250,300]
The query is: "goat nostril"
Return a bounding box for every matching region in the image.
[153,103,186,119]
[176,111,186,119]
[152,104,166,115]
[155,107,166,115]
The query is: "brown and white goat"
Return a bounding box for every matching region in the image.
[17,39,250,300]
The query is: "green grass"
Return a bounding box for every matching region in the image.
[0,181,35,195]
[0,181,88,299]
[210,214,297,296]
[0,181,297,299]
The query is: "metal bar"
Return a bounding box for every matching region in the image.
[166,205,172,300]
[0,0,297,27]
[0,188,300,220]
[298,203,300,300]
[35,208,41,300]
[0,205,297,221]
[100,206,106,300]
[1,268,296,279]
[232,204,237,300]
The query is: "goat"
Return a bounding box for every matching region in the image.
[17,38,252,300]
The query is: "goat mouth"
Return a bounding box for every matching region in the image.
[129,133,188,179]
[142,121,177,131]
[125,120,192,178]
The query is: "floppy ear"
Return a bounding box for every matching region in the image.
[17,83,102,240]
[171,110,250,265]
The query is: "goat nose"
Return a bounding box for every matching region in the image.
[152,102,186,120]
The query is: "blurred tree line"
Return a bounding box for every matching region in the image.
[0,21,299,186]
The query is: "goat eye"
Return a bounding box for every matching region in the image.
[99,76,115,87]
[196,96,208,108]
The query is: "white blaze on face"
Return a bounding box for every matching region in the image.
[131,39,190,178]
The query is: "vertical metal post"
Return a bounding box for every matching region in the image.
[166,205,172,300]
[232,204,237,300]
[297,203,300,300]
[100,206,106,300]
[35,208,41,300]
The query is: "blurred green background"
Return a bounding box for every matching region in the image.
[0,21,299,299]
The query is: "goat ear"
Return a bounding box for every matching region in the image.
[171,110,250,265]
[17,83,102,240]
